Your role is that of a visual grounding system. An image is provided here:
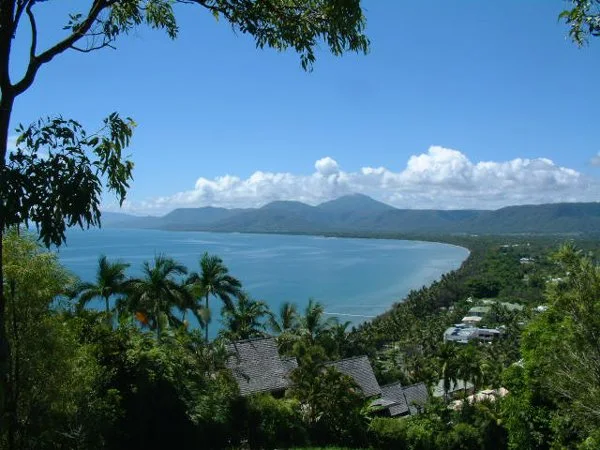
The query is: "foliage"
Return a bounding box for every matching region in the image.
[560,0,600,46]
[369,416,438,450]
[2,116,135,246]
[188,252,242,341]
[123,254,190,339]
[515,243,600,447]
[220,291,271,341]
[1,232,118,449]
[288,341,367,447]
[244,394,308,449]
[72,254,130,319]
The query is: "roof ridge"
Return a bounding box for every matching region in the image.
[226,336,275,345]
[327,355,369,364]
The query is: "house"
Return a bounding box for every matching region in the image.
[467,306,491,317]
[461,315,483,326]
[372,381,429,417]
[443,324,502,343]
[225,337,297,396]
[480,299,524,312]
[225,342,430,419]
[327,355,382,397]
[433,379,475,400]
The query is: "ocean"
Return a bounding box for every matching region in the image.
[57,228,469,332]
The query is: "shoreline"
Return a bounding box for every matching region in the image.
[97,226,473,325]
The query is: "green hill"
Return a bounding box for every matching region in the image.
[102,196,600,236]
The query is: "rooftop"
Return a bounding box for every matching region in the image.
[433,379,474,397]
[328,355,381,397]
[226,337,296,396]
[376,381,429,417]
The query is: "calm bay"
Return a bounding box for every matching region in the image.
[57,228,469,331]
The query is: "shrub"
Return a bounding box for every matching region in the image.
[369,417,438,450]
[245,394,308,449]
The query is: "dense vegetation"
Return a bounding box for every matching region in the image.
[2,228,600,449]
[104,195,600,236]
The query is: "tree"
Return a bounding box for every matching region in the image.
[188,252,241,342]
[73,254,130,322]
[560,0,600,46]
[270,301,300,353]
[0,0,369,423]
[125,255,189,339]
[455,344,483,397]
[220,291,271,341]
[299,298,336,343]
[437,342,459,402]
[269,301,299,335]
[519,243,600,444]
[288,340,367,446]
[2,231,116,449]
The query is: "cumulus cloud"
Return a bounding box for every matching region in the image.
[113,146,600,214]
[315,156,340,176]
[591,152,600,167]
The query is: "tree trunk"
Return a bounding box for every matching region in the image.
[0,89,15,448]
[205,293,209,343]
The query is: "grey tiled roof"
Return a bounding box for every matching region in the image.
[403,383,428,415]
[328,356,382,397]
[379,381,409,416]
[377,381,429,417]
[433,379,474,397]
[225,337,295,396]
[281,356,298,375]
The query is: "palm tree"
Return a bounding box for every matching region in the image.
[456,345,484,398]
[269,301,299,334]
[327,320,352,359]
[299,298,336,342]
[73,255,130,322]
[269,301,300,354]
[221,292,271,341]
[438,342,459,402]
[188,252,241,342]
[125,255,189,339]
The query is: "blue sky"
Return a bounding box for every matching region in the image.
[9,1,600,213]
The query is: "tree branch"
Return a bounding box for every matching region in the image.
[25,3,35,60]
[12,0,113,95]
[71,42,116,53]
[12,0,31,37]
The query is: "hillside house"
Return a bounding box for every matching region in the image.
[433,379,475,400]
[443,324,502,343]
[225,339,430,419]
[327,356,382,397]
[372,381,429,417]
[225,337,297,396]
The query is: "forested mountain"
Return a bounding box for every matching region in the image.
[103,195,600,235]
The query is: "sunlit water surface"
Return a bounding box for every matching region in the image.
[57,228,469,334]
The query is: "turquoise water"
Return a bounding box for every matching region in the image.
[57,228,469,331]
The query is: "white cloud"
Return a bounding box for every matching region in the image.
[111,146,600,214]
[315,156,340,176]
[591,152,600,167]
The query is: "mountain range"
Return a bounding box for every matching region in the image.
[101,194,600,235]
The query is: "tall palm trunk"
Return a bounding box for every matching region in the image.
[205,292,210,342]
[104,295,112,325]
